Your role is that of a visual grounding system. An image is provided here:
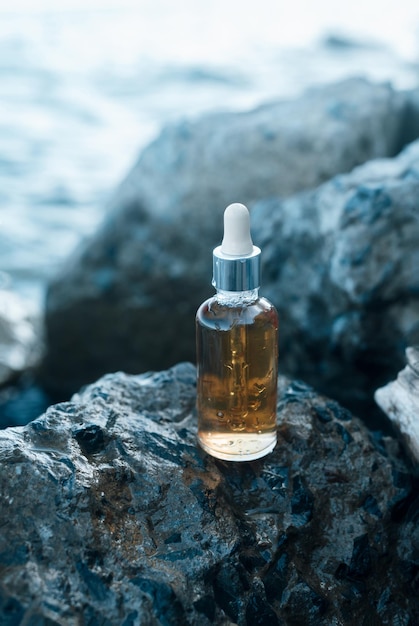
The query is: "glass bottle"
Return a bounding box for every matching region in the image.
[196,203,278,461]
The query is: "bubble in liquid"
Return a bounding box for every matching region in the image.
[217,411,225,420]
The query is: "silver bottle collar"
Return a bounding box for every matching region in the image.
[212,245,261,292]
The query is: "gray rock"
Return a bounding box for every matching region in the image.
[252,139,419,416]
[375,347,419,463]
[115,77,406,225]
[41,79,418,396]
[1,363,418,625]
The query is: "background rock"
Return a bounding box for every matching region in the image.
[375,347,419,463]
[1,363,418,625]
[112,77,407,226]
[41,79,419,397]
[251,139,419,418]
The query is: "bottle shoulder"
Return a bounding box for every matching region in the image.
[196,294,278,330]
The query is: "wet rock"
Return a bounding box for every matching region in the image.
[41,79,417,396]
[0,289,40,386]
[1,363,418,625]
[250,139,419,416]
[375,346,419,463]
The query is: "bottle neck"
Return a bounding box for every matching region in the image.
[215,288,259,305]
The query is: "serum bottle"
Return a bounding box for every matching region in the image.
[196,203,278,461]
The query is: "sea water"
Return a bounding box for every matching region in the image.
[0,0,418,308]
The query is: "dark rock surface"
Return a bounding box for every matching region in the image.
[41,79,419,396]
[1,363,418,625]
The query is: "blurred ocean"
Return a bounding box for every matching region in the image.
[1,0,419,310]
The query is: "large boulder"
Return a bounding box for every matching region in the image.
[252,139,419,416]
[41,79,418,396]
[1,363,418,625]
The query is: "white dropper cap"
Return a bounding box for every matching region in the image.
[212,203,261,291]
[221,203,254,257]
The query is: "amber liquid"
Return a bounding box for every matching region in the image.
[196,293,278,461]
